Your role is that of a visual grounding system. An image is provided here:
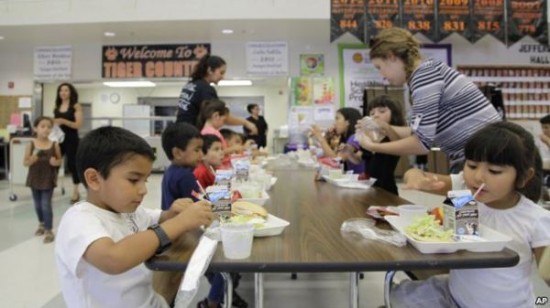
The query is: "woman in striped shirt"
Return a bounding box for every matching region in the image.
[356,28,500,172]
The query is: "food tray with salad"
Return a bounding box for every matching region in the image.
[322,175,376,189]
[222,201,290,237]
[385,216,512,254]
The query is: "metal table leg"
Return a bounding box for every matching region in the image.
[221,272,233,308]
[254,273,264,308]
[349,272,359,308]
[384,270,396,308]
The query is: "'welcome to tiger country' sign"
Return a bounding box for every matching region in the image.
[102,44,211,79]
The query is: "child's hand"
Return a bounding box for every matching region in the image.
[310,125,322,140]
[176,200,213,229]
[169,198,195,215]
[49,156,58,166]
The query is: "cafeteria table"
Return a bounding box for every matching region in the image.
[147,168,519,308]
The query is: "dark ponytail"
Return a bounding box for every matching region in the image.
[191,55,226,81]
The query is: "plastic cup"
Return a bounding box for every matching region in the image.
[220,223,255,259]
[399,205,428,223]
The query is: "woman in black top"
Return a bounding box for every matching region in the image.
[53,83,83,203]
[176,55,257,134]
[243,104,268,148]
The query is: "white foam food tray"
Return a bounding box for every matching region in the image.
[254,214,290,237]
[385,216,512,254]
[322,175,376,190]
[239,190,270,206]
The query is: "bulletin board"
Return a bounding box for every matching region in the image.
[0,96,32,128]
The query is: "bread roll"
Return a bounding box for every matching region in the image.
[231,201,268,218]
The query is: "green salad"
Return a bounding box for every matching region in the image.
[405,215,453,242]
[224,215,266,229]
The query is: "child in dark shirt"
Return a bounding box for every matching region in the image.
[160,122,203,210]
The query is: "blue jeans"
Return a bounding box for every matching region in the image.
[205,272,225,302]
[31,189,54,230]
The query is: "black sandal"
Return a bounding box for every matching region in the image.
[197,298,222,308]
[232,291,248,308]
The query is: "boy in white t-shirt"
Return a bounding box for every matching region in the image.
[54,126,213,308]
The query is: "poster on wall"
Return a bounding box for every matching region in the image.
[314,105,336,121]
[102,44,210,79]
[470,0,505,43]
[507,0,548,46]
[312,77,335,105]
[402,0,436,41]
[330,0,366,43]
[290,77,313,106]
[246,41,289,76]
[288,106,314,127]
[34,45,72,80]
[300,54,325,76]
[437,0,472,42]
[365,0,400,43]
[338,45,385,110]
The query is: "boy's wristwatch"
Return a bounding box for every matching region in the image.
[148,224,172,255]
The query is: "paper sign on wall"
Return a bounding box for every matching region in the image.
[34,45,72,80]
[246,41,288,76]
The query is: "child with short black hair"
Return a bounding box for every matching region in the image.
[194,134,224,189]
[24,116,62,243]
[55,126,212,308]
[160,122,204,210]
[538,115,550,187]
[400,122,550,307]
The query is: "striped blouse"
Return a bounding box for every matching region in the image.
[408,59,501,170]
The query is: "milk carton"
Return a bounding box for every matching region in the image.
[205,185,232,212]
[442,190,480,236]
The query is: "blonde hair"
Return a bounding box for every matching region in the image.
[369,28,422,80]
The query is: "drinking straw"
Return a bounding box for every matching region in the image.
[473,183,485,199]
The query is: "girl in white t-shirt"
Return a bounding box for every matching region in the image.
[400,121,550,308]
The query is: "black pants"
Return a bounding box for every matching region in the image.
[60,137,80,184]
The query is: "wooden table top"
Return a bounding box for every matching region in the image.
[147,168,519,273]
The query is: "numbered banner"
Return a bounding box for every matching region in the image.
[330,0,366,43]
[437,0,473,42]
[471,0,506,43]
[507,0,548,46]
[365,0,400,43]
[402,0,437,42]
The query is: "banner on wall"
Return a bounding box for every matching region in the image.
[507,0,548,46]
[330,0,549,47]
[365,0,400,43]
[338,44,452,109]
[436,0,472,42]
[34,45,72,80]
[471,0,506,44]
[402,0,436,41]
[330,0,366,43]
[102,44,210,79]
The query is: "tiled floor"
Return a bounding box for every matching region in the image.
[0,174,549,308]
